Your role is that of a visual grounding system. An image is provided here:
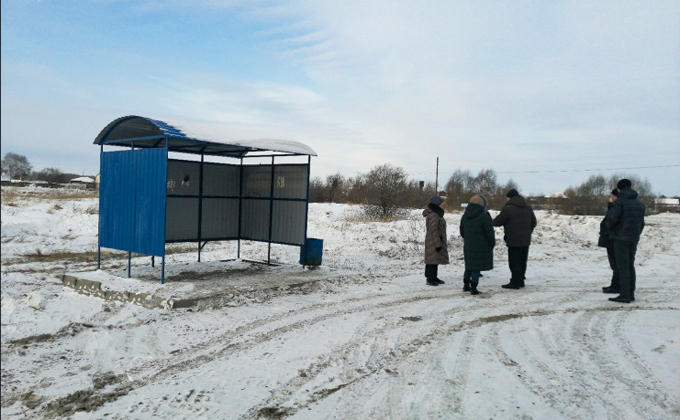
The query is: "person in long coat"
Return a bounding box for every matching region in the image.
[492,188,537,289]
[423,195,449,286]
[460,195,495,295]
[598,188,620,294]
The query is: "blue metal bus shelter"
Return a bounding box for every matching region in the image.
[94,115,318,283]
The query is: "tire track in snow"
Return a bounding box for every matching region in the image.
[33,285,670,419]
[37,288,481,418]
[567,311,630,419]
[588,310,678,419]
[486,322,587,419]
[441,328,477,417]
[242,290,586,419]
[610,311,680,416]
[533,314,606,419]
[573,309,667,420]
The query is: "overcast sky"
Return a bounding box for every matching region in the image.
[2,0,679,196]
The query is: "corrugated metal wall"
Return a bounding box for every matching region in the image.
[271,201,306,244]
[100,151,135,251]
[99,148,167,256]
[100,154,309,254]
[133,149,168,255]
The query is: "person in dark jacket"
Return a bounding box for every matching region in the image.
[460,194,495,295]
[492,189,537,289]
[606,179,645,303]
[423,195,449,286]
[598,188,620,293]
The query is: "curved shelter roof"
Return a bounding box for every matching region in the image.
[93,115,317,157]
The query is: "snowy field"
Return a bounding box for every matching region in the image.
[2,186,679,420]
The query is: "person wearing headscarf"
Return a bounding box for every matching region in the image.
[598,188,620,294]
[492,188,537,289]
[460,194,495,295]
[423,195,449,286]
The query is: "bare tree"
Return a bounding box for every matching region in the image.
[309,176,326,202]
[472,168,498,196]
[326,172,346,203]
[1,153,32,181]
[560,173,656,215]
[36,167,69,184]
[345,174,368,205]
[362,163,408,220]
[445,169,472,207]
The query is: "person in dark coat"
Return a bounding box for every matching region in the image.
[460,194,495,295]
[423,195,449,286]
[606,179,645,303]
[598,188,620,294]
[492,188,537,289]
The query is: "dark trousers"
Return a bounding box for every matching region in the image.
[613,240,637,300]
[425,264,438,280]
[606,247,620,289]
[508,246,529,285]
[464,269,480,284]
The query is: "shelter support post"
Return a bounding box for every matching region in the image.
[97,145,103,271]
[161,256,165,284]
[197,153,205,262]
[267,156,275,264]
[127,252,132,278]
[237,157,244,260]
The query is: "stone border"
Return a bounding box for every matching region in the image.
[60,274,186,309]
[60,273,326,310]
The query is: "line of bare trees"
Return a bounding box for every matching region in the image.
[538,173,656,216]
[2,153,85,184]
[310,164,670,220]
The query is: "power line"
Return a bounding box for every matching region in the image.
[409,164,679,177]
[499,164,680,175]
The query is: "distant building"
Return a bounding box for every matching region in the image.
[655,197,680,210]
[70,176,95,183]
[68,176,96,190]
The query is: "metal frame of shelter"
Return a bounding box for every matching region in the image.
[94,115,317,283]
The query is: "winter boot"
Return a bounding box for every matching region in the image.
[463,280,471,292]
[426,279,439,286]
[470,283,481,295]
[436,278,445,285]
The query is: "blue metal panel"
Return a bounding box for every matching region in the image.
[99,148,167,257]
[132,148,167,256]
[99,151,136,251]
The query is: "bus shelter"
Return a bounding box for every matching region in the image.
[94,115,318,283]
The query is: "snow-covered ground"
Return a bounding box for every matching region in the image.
[2,186,679,420]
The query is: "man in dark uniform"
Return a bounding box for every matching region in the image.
[606,179,645,303]
[493,189,537,289]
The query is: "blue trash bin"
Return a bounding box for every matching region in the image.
[300,238,323,267]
